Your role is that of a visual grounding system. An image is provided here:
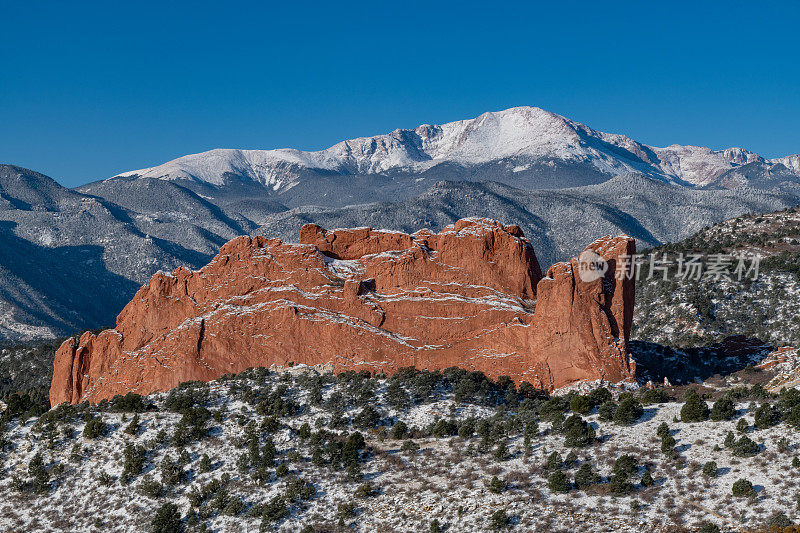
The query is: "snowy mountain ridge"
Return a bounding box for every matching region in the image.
[114,106,800,191]
[4,108,800,344]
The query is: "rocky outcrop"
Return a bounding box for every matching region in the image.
[50,219,636,405]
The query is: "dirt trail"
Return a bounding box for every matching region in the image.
[678,496,746,532]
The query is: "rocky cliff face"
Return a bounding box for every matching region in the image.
[50,219,636,405]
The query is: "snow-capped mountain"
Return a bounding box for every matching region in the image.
[3,107,800,343]
[112,107,800,203]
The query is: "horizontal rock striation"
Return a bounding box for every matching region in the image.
[50,218,636,404]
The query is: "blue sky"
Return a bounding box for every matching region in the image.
[1,1,798,187]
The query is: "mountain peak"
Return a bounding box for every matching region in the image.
[0,164,73,210]
[109,107,800,195]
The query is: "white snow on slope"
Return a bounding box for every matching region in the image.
[114,106,800,190]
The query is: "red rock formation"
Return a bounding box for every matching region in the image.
[50,218,636,405]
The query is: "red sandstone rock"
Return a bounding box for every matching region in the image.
[50,219,636,405]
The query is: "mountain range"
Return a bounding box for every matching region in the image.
[2,106,799,342]
[109,106,800,202]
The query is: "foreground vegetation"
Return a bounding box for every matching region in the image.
[0,365,799,531]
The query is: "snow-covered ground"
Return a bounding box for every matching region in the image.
[0,369,797,532]
[634,206,800,349]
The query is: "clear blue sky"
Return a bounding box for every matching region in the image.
[2,1,798,187]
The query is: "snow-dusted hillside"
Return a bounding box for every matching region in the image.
[2,366,799,532]
[112,106,800,197]
[0,165,249,343]
[5,163,800,344]
[256,174,800,269]
[634,206,800,348]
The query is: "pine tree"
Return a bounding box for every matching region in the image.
[697,522,720,533]
[489,509,510,530]
[731,435,760,457]
[563,415,596,447]
[488,475,506,494]
[124,413,140,436]
[69,442,83,464]
[613,455,638,478]
[574,463,600,490]
[754,403,781,430]
[731,478,755,497]
[391,420,408,440]
[548,470,571,493]
[297,422,312,440]
[120,443,146,484]
[564,451,578,468]
[710,397,736,421]
[261,437,276,467]
[613,397,644,425]
[151,502,183,533]
[680,389,710,422]
[28,452,50,494]
[160,455,183,487]
[82,415,107,439]
[545,451,563,472]
[661,434,677,456]
[493,439,508,461]
[569,394,592,415]
[345,461,362,482]
[609,474,633,495]
[598,401,617,421]
[198,454,212,473]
